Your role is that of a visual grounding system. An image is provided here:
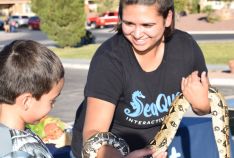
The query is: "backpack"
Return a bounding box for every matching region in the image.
[0,123,31,158]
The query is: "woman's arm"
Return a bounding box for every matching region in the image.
[83,97,115,140]
[83,97,124,157]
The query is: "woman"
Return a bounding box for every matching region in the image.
[71,0,210,157]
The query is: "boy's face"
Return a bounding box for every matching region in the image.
[24,78,64,124]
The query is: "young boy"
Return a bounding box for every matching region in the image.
[0,40,64,157]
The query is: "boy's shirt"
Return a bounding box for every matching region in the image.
[10,128,53,158]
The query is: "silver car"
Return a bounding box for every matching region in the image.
[9,15,29,27]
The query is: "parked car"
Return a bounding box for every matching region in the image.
[0,19,4,30]
[28,16,40,30]
[87,11,119,29]
[9,15,29,27]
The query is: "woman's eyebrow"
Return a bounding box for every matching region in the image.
[122,20,132,23]
[122,19,156,25]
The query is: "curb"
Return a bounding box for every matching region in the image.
[188,31,234,35]
[62,63,89,70]
[210,78,234,86]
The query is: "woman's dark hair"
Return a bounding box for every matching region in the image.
[117,0,175,40]
[0,40,64,104]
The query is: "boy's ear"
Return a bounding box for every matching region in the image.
[16,93,33,111]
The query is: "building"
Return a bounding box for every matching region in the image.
[1,0,97,17]
[0,0,34,18]
[85,0,97,13]
[200,0,234,10]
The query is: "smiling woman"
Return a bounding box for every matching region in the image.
[71,0,212,158]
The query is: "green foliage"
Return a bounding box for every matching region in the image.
[31,0,86,47]
[189,0,200,13]
[96,0,119,13]
[52,44,100,59]
[202,5,213,14]
[201,5,219,23]
[199,42,234,64]
[174,0,187,13]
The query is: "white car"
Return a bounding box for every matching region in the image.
[9,15,29,27]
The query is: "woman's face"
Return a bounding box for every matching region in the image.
[122,4,172,53]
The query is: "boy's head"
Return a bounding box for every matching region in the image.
[0,40,64,124]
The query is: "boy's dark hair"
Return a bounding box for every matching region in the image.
[0,40,64,104]
[117,0,175,41]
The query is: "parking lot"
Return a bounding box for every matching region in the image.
[0,28,57,49]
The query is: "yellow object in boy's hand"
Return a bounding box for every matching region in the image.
[26,116,72,148]
[43,131,72,148]
[43,123,64,141]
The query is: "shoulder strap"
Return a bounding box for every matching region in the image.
[0,123,12,157]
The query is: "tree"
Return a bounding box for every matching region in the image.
[96,0,119,13]
[174,0,187,14]
[31,0,86,47]
[188,0,200,13]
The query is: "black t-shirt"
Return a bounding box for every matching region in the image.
[71,29,207,157]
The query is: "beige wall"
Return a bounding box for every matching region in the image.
[0,0,34,17]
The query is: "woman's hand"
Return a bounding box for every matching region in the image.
[97,146,167,158]
[126,148,167,158]
[181,71,210,115]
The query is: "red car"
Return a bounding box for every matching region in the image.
[87,11,119,29]
[28,16,40,30]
